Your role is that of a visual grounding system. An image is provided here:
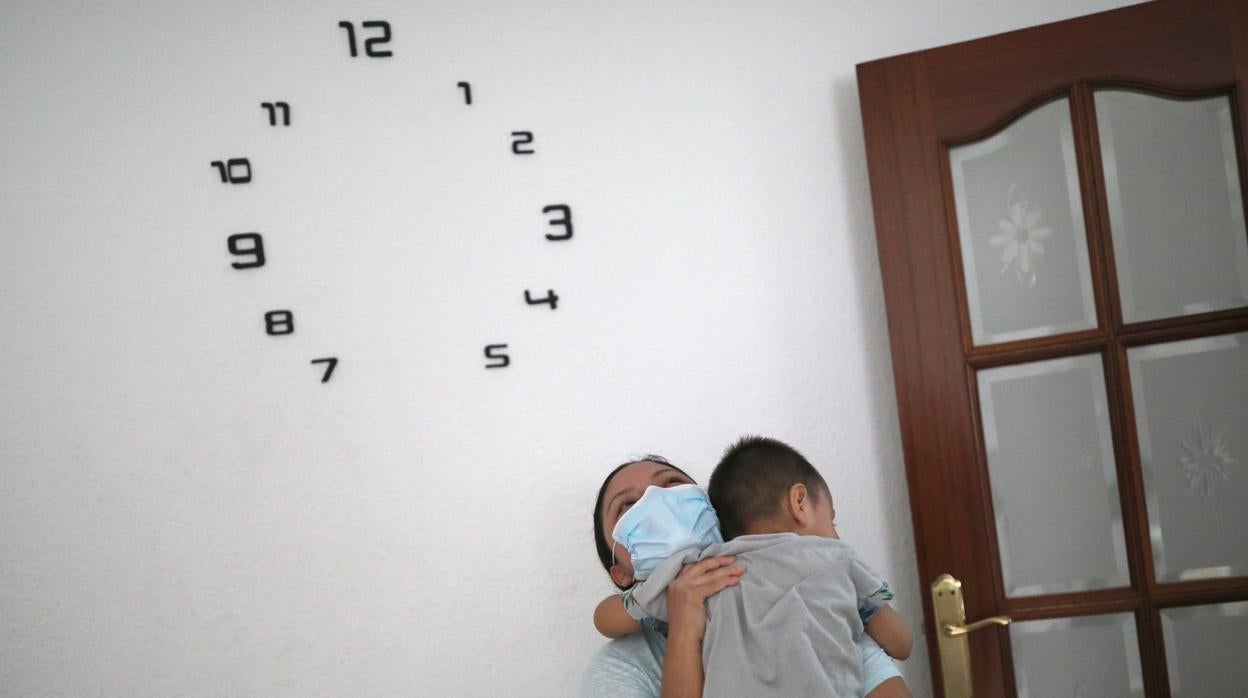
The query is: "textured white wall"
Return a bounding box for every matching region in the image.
[1,1,1142,696]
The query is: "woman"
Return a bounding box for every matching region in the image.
[581,456,910,697]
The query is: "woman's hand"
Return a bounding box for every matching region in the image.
[659,556,746,698]
[665,555,747,643]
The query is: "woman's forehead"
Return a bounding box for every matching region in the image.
[600,461,695,537]
[608,460,688,493]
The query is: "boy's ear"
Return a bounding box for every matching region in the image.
[787,483,814,528]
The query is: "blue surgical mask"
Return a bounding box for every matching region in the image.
[611,484,723,580]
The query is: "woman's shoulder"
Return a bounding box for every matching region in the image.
[580,629,666,698]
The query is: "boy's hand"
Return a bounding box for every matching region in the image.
[666,556,746,643]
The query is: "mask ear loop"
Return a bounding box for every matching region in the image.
[611,540,619,567]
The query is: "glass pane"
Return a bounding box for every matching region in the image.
[950,97,1098,345]
[1095,89,1248,323]
[977,354,1129,597]
[1127,332,1248,582]
[1161,602,1248,697]
[1011,612,1144,698]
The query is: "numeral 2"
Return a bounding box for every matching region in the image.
[511,131,534,155]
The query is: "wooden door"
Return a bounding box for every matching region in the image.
[857,1,1248,695]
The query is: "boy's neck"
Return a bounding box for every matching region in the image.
[741,520,805,536]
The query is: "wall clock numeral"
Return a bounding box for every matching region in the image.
[265,310,294,336]
[524,289,559,310]
[339,20,392,58]
[542,204,573,241]
[261,102,291,126]
[227,233,266,269]
[457,82,472,105]
[484,344,510,369]
[311,357,338,382]
[511,131,535,155]
[210,158,251,184]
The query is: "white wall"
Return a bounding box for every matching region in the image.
[0,1,1143,695]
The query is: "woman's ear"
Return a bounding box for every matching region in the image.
[609,563,634,589]
[608,541,635,588]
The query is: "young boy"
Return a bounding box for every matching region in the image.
[595,436,911,697]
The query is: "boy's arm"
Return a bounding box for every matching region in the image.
[864,605,913,660]
[593,594,644,639]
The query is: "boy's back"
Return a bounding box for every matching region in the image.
[702,532,882,697]
[628,531,886,697]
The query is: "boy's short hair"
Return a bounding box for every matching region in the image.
[709,436,830,540]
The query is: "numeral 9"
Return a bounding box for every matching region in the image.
[227,233,265,269]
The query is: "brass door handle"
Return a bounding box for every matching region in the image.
[931,574,1012,698]
[942,615,1012,637]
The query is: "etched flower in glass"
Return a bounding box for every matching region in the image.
[990,184,1053,286]
[1177,414,1235,502]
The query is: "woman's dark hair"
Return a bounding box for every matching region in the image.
[593,455,693,585]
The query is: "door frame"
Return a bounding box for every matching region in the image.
[856,1,1248,694]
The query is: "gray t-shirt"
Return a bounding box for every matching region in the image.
[579,627,900,697]
[620,533,887,697]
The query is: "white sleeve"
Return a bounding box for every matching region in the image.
[858,635,903,694]
[580,635,663,698]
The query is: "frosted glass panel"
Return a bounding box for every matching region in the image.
[951,98,1097,345]
[1128,333,1248,582]
[1096,90,1248,323]
[1162,602,1248,697]
[978,354,1129,597]
[1011,613,1143,698]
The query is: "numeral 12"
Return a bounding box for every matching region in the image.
[339,20,392,57]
